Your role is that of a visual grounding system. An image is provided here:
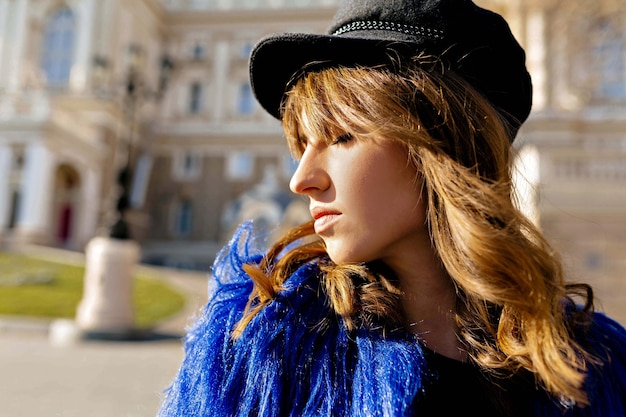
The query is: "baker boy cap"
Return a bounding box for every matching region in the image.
[249,0,533,141]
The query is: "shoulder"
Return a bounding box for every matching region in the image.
[158,222,323,416]
[577,312,626,415]
[581,311,626,366]
[199,221,322,334]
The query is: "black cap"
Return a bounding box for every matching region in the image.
[249,0,532,141]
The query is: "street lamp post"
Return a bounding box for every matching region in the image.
[75,47,172,339]
[109,55,139,240]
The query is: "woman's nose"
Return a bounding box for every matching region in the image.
[289,148,329,195]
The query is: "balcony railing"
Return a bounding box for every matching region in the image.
[552,155,626,182]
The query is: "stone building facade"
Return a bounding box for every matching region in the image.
[140,1,335,270]
[0,0,166,249]
[0,0,624,322]
[506,0,626,324]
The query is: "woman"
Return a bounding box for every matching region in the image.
[158,0,626,416]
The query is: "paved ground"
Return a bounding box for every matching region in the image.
[0,333,183,417]
[0,266,210,417]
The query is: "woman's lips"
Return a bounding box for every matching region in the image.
[312,210,341,234]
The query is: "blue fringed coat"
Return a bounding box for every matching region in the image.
[158,224,626,416]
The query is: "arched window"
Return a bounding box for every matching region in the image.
[41,7,76,87]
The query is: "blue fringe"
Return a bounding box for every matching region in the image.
[159,223,626,416]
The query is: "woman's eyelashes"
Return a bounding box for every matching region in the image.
[291,133,352,155]
[333,133,353,145]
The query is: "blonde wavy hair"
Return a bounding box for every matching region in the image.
[234,56,595,405]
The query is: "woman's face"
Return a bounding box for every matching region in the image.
[289,128,429,267]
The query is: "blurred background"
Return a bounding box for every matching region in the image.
[0,0,625,415]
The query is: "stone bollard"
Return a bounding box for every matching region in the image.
[76,236,140,337]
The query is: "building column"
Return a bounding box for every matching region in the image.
[525,7,548,111]
[0,144,12,235]
[95,0,116,61]
[13,142,56,244]
[0,0,10,87]
[69,0,97,92]
[513,145,541,227]
[212,41,229,121]
[5,0,28,93]
[76,167,102,247]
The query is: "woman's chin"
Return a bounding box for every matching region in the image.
[325,246,370,266]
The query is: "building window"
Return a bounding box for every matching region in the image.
[8,190,20,229]
[240,42,254,59]
[173,200,193,237]
[41,7,76,87]
[173,151,202,180]
[11,148,25,172]
[189,82,204,114]
[282,153,298,178]
[129,154,153,208]
[192,43,205,60]
[590,18,626,102]
[585,252,603,271]
[226,151,254,180]
[237,82,255,115]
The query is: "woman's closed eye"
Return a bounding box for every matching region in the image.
[332,133,353,145]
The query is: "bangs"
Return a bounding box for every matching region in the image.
[279,61,512,183]
[281,67,392,158]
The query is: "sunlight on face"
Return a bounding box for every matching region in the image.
[290,131,429,266]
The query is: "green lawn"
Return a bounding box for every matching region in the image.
[0,252,186,329]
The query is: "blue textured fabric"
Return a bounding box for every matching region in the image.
[533,311,626,416]
[158,223,626,416]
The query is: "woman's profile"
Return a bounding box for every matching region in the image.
[158,0,626,416]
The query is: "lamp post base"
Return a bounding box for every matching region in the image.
[76,236,140,335]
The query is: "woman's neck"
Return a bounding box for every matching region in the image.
[385,244,466,362]
[402,290,466,361]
